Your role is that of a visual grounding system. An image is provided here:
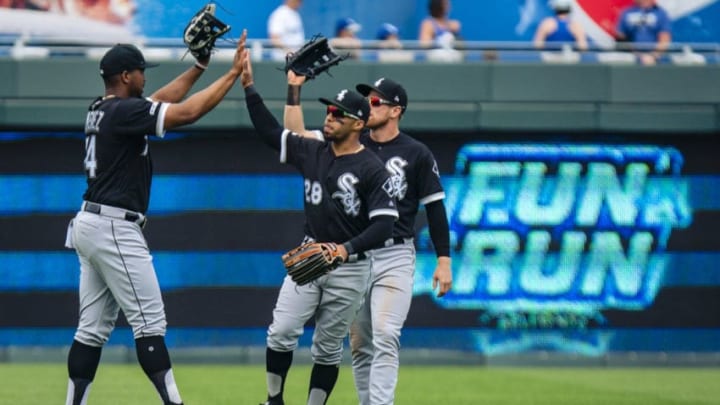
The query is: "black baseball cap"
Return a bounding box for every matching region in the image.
[318,89,370,123]
[356,77,408,112]
[99,44,158,77]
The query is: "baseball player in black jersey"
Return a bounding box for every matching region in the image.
[284,72,453,405]
[63,31,248,405]
[240,53,398,405]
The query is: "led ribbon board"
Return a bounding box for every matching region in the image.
[419,144,692,316]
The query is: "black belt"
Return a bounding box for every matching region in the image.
[386,236,412,247]
[350,237,413,262]
[83,201,147,228]
[302,236,412,263]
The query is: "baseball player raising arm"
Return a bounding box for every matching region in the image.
[64,31,247,405]
[240,51,398,405]
[284,71,453,405]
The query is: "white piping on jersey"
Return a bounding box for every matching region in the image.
[420,191,446,206]
[311,130,324,140]
[156,102,170,138]
[280,129,291,163]
[369,208,399,219]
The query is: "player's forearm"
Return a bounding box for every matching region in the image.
[342,216,394,256]
[284,84,308,134]
[150,64,207,103]
[437,255,451,266]
[244,85,283,148]
[164,70,239,128]
[426,200,451,257]
[284,105,311,135]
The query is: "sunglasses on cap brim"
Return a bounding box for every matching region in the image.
[326,105,361,120]
[368,96,397,107]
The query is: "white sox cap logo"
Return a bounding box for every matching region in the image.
[374,78,402,103]
[336,89,348,101]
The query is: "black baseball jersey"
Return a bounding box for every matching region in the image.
[280,129,399,243]
[360,131,445,239]
[82,96,168,214]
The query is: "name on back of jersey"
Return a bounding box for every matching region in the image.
[85,111,104,133]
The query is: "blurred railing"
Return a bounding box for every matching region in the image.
[1,34,719,65]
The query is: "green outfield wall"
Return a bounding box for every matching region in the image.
[0,58,718,132]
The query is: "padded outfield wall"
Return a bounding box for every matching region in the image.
[0,60,719,361]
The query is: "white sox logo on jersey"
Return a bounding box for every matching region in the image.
[386,156,408,200]
[332,173,361,216]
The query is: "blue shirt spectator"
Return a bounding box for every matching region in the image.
[617,1,671,43]
[533,0,587,50]
[419,0,461,48]
[377,23,402,49]
[616,0,671,65]
[330,17,362,59]
[377,23,399,41]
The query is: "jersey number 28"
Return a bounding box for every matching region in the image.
[304,179,323,205]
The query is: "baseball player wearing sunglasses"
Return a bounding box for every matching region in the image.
[240,51,399,405]
[284,71,453,405]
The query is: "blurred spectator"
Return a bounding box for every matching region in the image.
[533,0,588,51]
[267,0,305,61]
[330,17,362,59]
[0,0,136,41]
[377,23,401,49]
[64,0,136,25]
[616,0,671,65]
[375,23,413,62]
[0,1,136,24]
[0,0,49,10]
[419,0,461,49]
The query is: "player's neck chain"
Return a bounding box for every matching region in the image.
[348,144,365,155]
[333,143,364,157]
[102,94,117,101]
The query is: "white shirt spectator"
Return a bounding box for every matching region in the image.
[267,3,305,61]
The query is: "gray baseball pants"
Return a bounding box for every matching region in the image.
[350,240,415,405]
[67,208,166,347]
[267,258,373,365]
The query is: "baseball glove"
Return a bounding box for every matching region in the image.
[282,242,345,285]
[283,35,349,80]
[183,3,231,60]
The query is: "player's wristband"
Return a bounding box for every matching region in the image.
[194,61,208,71]
[287,85,301,106]
[342,242,355,256]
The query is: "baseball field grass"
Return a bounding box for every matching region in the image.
[1,363,719,404]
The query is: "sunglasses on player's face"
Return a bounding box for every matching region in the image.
[326,105,360,120]
[369,96,397,108]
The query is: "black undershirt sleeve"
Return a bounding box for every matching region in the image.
[343,215,395,256]
[425,200,451,257]
[244,85,283,149]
